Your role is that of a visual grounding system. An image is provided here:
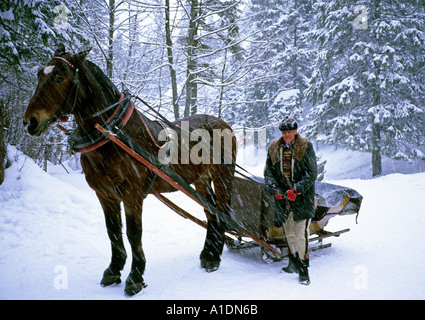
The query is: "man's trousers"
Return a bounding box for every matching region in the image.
[283,211,310,260]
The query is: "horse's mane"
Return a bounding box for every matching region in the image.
[84,61,117,91]
[82,60,121,101]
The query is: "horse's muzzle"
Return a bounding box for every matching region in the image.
[23,117,50,136]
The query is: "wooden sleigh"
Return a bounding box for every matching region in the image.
[226,176,363,261]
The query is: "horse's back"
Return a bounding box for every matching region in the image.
[174,114,233,132]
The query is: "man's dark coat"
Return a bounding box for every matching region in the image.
[264,134,317,222]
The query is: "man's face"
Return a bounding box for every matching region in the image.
[281,130,297,145]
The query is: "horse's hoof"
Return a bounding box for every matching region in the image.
[124,280,147,296]
[201,259,220,273]
[101,275,121,287]
[100,268,121,287]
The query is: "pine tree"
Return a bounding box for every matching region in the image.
[0,0,88,73]
[237,0,315,127]
[305,0,425,176]
[0,0,88,163]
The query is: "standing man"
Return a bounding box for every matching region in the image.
[264,117,317,285]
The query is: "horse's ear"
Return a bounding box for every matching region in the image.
[76,47,92,63]
[54,43,66,56]
[72,47,92,68]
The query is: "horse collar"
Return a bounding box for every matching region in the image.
[67,91,135,154]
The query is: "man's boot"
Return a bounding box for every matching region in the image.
[298,256,310,285]
[281,254,300,274]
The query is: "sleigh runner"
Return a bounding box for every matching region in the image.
[96,123,362,261]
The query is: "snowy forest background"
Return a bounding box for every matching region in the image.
[1,0,425,179]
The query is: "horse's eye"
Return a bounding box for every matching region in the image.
[56,77,65,84]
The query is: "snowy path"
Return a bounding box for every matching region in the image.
[1,147,424,299]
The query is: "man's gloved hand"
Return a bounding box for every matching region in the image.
[286,188,301,202]
[275,191,284,200]
[272,185,285,200]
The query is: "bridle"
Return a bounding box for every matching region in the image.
[51,56,80,120]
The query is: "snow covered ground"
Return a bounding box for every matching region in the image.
[1,144,425,300]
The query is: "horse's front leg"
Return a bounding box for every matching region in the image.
[97,193,127,287]
[123,199,147,296]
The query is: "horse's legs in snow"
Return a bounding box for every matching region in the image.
[123,198,146,296]
[195,174,226,272]
[98,194,127,287]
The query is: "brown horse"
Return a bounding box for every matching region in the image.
[23,44,236,296]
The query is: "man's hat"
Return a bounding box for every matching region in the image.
[279,117,298,131]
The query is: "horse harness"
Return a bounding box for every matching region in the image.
[52,56,170,154]
[52,55,268,198]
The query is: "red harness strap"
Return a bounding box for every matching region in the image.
[76,93,134,153]
[57,93,135,153]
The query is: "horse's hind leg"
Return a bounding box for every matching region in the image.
[97,194,127,287]
[195,173,226,272]
[207,165,235,269]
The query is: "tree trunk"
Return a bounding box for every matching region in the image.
[165,0,180,120]
[122,4,137,92]
[372,149,382,177]
[107,0,115,79]
[371,0,382,177]
[184,0,199,117]
[371,122,382,176]
[218,48,228,119]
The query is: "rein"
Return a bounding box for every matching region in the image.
[132,95,267,189]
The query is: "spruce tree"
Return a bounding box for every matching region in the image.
[0,0,88,73]
[239,0,314,127]
[306,0,425,176]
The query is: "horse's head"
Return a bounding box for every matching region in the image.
[23,44,91,136]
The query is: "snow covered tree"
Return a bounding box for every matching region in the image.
[305,0,425,176]
[0,0,87,73]
[180,0,246,117]
[0,0,88,162]
[235,0,315,127]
